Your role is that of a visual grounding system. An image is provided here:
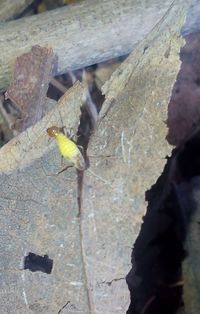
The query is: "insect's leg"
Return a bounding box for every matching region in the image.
[87,154,113,158]
[60,126,66,134]
[54,123,74,139]
[56,165,73,175]
[66,128,76,140]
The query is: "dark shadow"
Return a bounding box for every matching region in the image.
[127,30,200,314]
[126,121,200,314]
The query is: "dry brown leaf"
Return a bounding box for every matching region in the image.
[5,45,57,132]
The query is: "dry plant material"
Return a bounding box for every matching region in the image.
[5,45,57,132]
[0,81,84,173]
[81,3,188,313]
[0,82,89,313]
[0,0,34,22]
[0,0,178,92]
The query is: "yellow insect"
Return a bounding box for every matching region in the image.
[47,126,86,171]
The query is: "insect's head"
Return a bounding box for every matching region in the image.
[47,126,61,138]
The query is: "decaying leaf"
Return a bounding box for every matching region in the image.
[0,81,84,173]
[5,45,57,132]
[81,4,188,313]
[0,81,91,313]
[0,2,193,314]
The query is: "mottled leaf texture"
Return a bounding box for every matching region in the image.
[0,82,90,313]
[0,82,84,172]
[0,3,191,314]
[6,45,57,132]
[0,0,34,22]
[81,4,188,314]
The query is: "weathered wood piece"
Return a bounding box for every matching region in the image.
[0,0,176,91]
[0,0,33,21]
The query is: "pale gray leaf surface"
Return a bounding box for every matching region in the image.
[0,155,88,314]
[81,3,189,313]
[0,3,193,314]
[0,82,90,313]
[0,0,34,22]
[0,82,84,173]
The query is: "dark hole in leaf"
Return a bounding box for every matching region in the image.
[24,252,53,274]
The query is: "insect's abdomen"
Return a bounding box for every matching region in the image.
[56,133,78,159]
[56,133,85,171]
